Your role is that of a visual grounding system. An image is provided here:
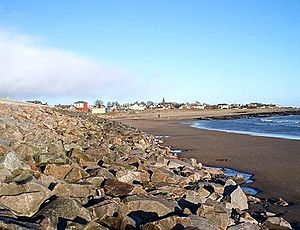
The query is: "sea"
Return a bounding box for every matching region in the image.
[187,115,300,140]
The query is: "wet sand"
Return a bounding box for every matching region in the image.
[120,117,300,227]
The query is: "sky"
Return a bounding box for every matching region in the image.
[0,0,299,106]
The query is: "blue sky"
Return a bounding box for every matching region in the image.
[0,0,299,106]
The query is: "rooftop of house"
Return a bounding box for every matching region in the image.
[74,101,88,104]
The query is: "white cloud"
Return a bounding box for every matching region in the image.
[0,29,149,102]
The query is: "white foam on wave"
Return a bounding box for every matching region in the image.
[260,116,300,125]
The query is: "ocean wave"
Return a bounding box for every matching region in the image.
[260,117,300,125]
[190,115,300,140]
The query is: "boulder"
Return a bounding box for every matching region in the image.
[223,185,248,210]
[120,215,136,230]
[37,197,91,228]
[206,183,225,195]
[2,152,30,171]
[141,216,191,230]
[0,144,8,155]
[5,168,34,183]
[150,167,180,184]
[208,192,223,202]
[0,181,50,217]
[0,168,12,182]
[66,221,109,230]
[247,195,261,204]
[89,198,122,229]
[149,186,187,198]
[185,189,208,204]
[227,223,260,230]
[86,176,105,187]
[188,215,221,230]
[263,217,292,230]
[90,198,121,219]
[64,165,89,182]
[197,199,230,230]
[70,148,97,167]
[86,167,115,179]
[34,153,69,166]
[83,222,109,230]
[239,212,258,225]
[121,195,180,217]
[129,185,148,196]
[204,167,224,176]
[103,178,134,196]
[116,170,142,184]
[44,164,72,180]
[51,182,98,198]
[167,158,194,170]
[198,185,211,199]
[47,140,65,156]
[153,155,169,167]
[187,170,211,182]
[275,197,289,207]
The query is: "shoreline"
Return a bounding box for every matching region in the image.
[119,117,300,227]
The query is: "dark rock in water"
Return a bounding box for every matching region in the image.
[274,197,289,207]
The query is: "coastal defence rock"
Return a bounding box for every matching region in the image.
[223,184,249,210]
[263,217,292,230]
[0,103,292,229]
[196,199,230,229]
[227,222,261,230]
[103,178,134,196]
[120,195,180,217]
[36,197,92,228]
[0,181,50,217]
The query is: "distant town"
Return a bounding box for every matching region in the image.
[22,98,286,115]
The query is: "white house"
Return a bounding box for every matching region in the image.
[91,107,106,114]
[191,104,205,109]
[179,104,190,110]
[129,103,146,111]
[217,104,229,109]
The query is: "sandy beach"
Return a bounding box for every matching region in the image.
[117,109,300,227]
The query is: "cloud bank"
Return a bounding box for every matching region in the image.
[0,29,148,102]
